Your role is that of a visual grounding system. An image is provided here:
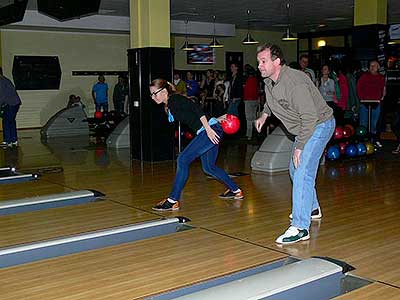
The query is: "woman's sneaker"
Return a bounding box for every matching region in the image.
[289,208,322,220]
[275,226,310,244]
[152,198,180,211]
[218,189,244,200]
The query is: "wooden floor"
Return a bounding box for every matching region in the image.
[0,129,399,299]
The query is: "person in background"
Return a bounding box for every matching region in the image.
[357,60,386,147]
[331,65,349,125]
[0,67,21,147]
[255,44,334,244]
[243,64,260,140]
[92,74,109,112]
[227,63,244,116]
[113,75,129,114]
[173,72,187,95]
[185,71,200,99]
[299,54,316,84]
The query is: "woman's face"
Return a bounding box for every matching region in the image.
[321,65,330,75]
[150,86,168,104]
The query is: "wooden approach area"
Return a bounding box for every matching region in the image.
[0,129,399,299]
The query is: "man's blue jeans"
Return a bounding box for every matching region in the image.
[95,102,109,112]
[2,104,20,143]
[289,118,335,230]
[227,99,241,116]
[169,123,239,200]
[359,104,381,134]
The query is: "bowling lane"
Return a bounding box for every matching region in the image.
[0,229,286,300]
[0,179,72,202]
[0,200,157,248]
[334,283,400,299]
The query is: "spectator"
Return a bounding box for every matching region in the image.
[113,75,128,114]
[92,75,109,112]
[0,67,21,147]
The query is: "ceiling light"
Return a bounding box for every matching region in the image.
[242,9,258,45]
[282,27,298,41]
[209,15,224,48]
[180,18,194,51]
[281,3,298,42]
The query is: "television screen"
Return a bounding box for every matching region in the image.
[187,44,214,64]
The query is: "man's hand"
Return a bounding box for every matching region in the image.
[293,148,302,169]
[255,113,268,133]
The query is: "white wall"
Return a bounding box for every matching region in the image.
[1,29,129,128]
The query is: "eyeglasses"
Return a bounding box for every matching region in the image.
[150,88,164,97]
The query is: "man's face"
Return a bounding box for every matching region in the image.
[230,64,238,74]
[369,61,379,74]
[299,57,308,70]
[257,49,280,79]
[98,76,105,83]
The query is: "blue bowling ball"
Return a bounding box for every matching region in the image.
[356,143,367,156]
[345,144,358,157]
[326,145,340,160]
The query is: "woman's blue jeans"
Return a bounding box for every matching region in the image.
[289,118,335,229]
[169,123,239,200]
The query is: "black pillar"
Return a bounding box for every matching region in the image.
[128,47,174,161]
[352,24,388,70]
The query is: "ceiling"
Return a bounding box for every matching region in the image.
[26,0,400,33]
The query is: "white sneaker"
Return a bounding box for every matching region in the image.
[275,226,310,244]
[11,141,18,147]
[0,141,8,147]
[289,208,322,220]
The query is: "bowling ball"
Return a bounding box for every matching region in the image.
[333,126,344,140]
[344,124,355,136]
[356,143,367,156]
[338,142,348,154]
[342,127,351,138]
[364,142,375,155]
[185,131,194,140]
[94,111,103,119]
[221,114,240,135]
[355,125,367,137]
[326,145,340,160]
[345,144,358,157]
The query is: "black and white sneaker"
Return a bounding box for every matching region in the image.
[152,198,180,211]
[218,189,244,200]
[289,208,322,220]
[275,226,310,244]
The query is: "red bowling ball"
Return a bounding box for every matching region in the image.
[94,111,103,119]
[221,114,240,135]
[333,126,344,140]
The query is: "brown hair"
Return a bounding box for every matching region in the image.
[257,44,286,65]
[149,78,176,95]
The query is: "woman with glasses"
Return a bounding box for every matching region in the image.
[149,79,244,211]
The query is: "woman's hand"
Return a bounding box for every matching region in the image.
[206,128,220,144]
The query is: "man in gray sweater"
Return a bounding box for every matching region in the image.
[255,44,335,244]
[0,68,21,147]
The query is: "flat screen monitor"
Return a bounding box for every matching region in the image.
[187,44,214,65]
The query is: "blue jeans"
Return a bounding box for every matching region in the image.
[2,104,20,143]
[95,102,109,112]
[289,118,335,229]
[169,123,239,200]
[227,99,241,116]
[359,104,381,134]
